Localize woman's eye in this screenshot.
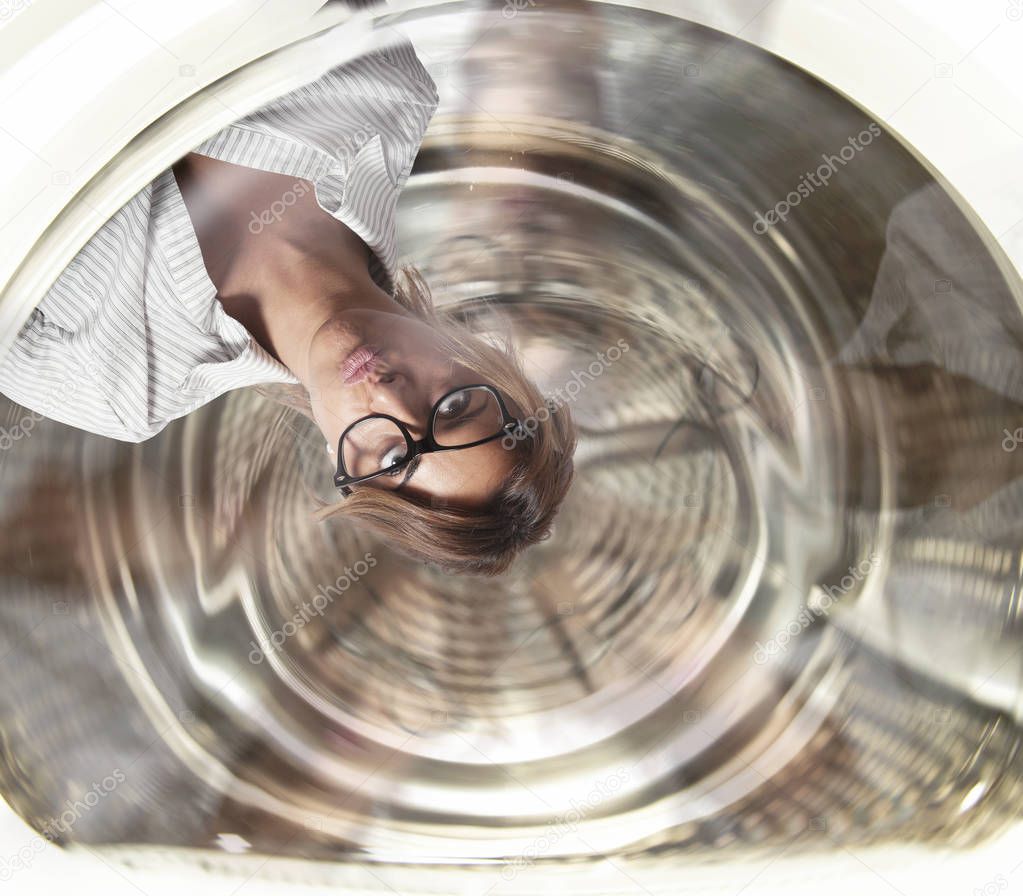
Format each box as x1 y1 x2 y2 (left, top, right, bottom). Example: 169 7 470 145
437 393 470 419
380 445 407 471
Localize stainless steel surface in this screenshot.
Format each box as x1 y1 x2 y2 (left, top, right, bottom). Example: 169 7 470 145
1 0 1022 888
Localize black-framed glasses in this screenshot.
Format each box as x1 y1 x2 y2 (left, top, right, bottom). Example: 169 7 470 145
333 384 522 496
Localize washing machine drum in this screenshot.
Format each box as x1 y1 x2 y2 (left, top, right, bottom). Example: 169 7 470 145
0 0 1021 885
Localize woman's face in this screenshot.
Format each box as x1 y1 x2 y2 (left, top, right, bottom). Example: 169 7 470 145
305 309 519 509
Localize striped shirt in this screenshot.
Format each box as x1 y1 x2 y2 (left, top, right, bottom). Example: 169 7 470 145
0 41 438 442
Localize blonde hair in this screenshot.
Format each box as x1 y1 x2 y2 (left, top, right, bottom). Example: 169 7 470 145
254 266 576 576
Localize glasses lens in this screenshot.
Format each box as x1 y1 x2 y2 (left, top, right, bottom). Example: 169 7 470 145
341 418 409 478
432 388 506 448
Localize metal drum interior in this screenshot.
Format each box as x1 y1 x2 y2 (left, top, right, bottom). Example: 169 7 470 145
1 0 1022 891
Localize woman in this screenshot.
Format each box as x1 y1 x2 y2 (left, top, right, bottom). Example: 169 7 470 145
0 39 576 576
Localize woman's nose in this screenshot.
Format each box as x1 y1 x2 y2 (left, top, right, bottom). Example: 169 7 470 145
366 378 430 434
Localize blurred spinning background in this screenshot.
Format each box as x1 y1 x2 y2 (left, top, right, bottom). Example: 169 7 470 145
1 0 1022 891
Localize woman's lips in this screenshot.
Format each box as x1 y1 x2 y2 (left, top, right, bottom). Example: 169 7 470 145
341 345 379 385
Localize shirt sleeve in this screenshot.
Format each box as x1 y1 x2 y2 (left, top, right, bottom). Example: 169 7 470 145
0 180 213 445
0 307 152 442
